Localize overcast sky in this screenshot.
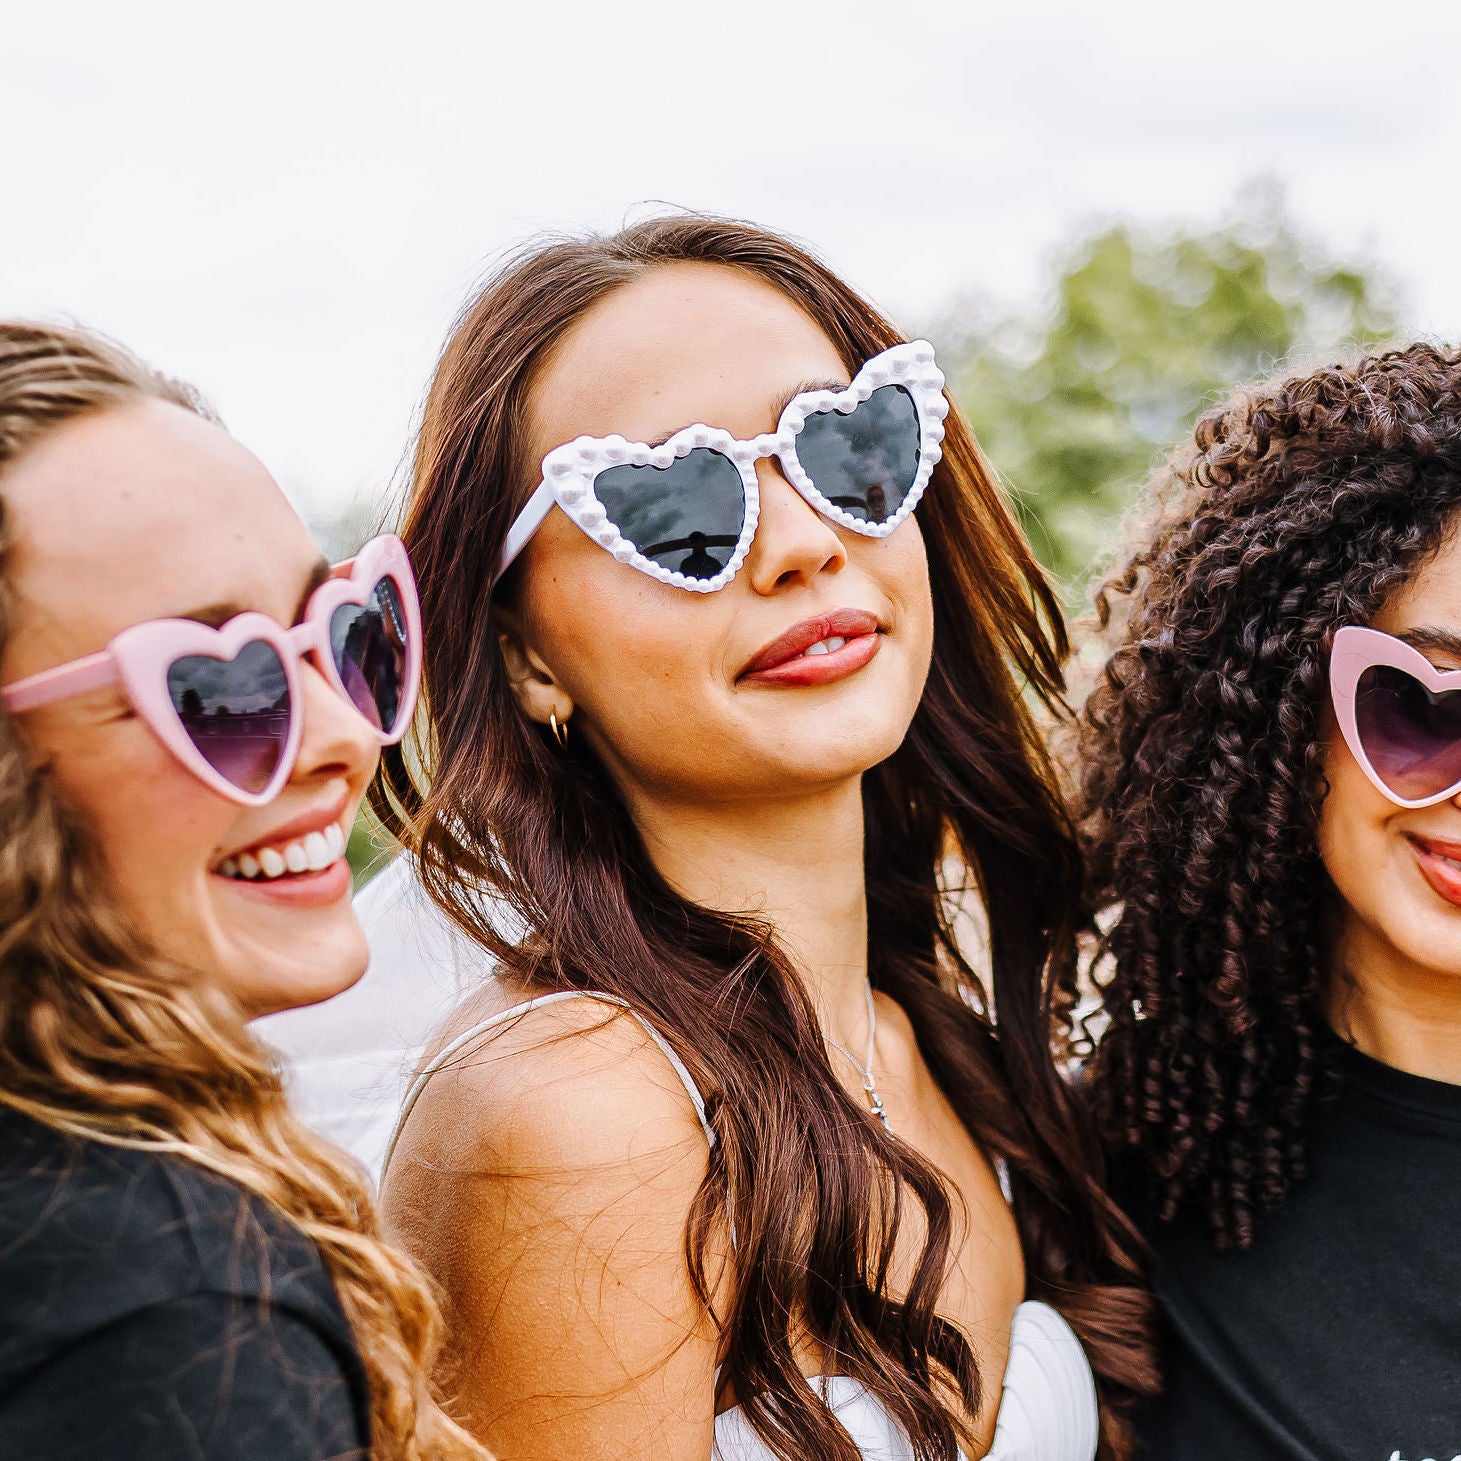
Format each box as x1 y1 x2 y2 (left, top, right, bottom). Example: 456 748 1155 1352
7 0 1459 526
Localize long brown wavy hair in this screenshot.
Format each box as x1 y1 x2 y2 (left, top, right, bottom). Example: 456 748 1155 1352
372 214 1156 1460
0 322 489 1461
1078 342 1461 1252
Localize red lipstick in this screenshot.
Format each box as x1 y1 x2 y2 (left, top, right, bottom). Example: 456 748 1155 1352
739 609 881 689
1407 833 1461 909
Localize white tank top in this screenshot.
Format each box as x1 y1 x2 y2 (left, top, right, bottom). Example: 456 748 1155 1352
385 991 1099 1461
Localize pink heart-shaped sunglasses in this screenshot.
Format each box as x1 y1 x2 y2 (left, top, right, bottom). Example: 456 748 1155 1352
0 533 421 806
1331 625 1461 808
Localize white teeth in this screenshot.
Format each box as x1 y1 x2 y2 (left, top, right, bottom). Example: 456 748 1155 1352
218 819 351 881
798 636 848 659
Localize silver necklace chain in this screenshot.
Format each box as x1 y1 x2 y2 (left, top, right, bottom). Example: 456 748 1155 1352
824 979 891 1133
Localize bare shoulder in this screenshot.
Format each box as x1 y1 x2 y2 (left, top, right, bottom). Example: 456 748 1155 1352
389 988 712 1182
381 989 725 1456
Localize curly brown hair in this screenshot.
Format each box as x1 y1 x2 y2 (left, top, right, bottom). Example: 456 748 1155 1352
1078 341 1461 1252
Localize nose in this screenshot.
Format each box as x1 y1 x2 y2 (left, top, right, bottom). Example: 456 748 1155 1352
743 461 846 595
290 655 380 789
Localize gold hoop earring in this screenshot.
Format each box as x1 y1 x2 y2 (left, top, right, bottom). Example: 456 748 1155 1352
549 709 570 748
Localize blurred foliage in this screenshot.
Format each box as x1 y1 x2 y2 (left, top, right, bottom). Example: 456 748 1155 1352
936 187 1399 595
346 810 396 887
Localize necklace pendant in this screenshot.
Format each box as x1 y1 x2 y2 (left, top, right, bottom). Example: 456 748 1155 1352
867 1087 891 1133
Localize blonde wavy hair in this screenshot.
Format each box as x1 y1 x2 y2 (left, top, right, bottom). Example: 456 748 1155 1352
0 321 489 1461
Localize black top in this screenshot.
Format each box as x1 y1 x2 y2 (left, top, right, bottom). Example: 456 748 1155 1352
0 1107 371 1460
1134 1041 1461 1461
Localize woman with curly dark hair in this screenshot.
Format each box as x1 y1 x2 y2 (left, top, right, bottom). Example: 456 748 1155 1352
1079 342 1461 1460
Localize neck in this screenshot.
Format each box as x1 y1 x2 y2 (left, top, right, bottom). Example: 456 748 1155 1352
626 776 871 1044
1327 916 1461 1084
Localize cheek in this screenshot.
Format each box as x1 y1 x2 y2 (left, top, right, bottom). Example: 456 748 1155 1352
1317 745 1382 890
534 569 728 750
844 520 935 713
882 522 934 665
49 720 234 948
1317 732 1461 967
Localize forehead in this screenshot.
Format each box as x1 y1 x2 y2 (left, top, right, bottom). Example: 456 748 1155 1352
527 262 849 459
1372 519 1461 634
1 399 319 667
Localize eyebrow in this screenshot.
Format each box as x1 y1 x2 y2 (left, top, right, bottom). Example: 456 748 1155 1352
1397 625 1461 662
643 376 850 450
175 558 332 629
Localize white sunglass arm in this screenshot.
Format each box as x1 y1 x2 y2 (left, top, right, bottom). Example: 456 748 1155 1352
498 482 557 579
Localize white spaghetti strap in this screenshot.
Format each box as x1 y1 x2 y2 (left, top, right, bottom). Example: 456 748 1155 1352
381 989 714 1177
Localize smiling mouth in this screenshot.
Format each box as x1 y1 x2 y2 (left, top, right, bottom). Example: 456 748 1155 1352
1406 833 1461 909
790 634 850 659
216 821 349 883
740 608 883 679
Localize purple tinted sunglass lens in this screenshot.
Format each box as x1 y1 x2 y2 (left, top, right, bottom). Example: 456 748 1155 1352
329 576 409 735
1355 664 1461 801
167 641 292 795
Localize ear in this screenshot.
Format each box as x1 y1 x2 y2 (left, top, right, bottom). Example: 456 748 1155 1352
493 604 574 728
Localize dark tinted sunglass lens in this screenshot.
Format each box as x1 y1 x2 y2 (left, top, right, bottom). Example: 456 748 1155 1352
1355 664 1461 800
168 641 291 795
330 577 410 734
795 384 921 526
593 448 745 580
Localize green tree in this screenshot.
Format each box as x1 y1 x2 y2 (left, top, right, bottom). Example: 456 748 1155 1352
937 189 1399 594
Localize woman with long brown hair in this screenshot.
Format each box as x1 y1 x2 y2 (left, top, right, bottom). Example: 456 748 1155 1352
0 322 488 1461
1079 344 1461 1459
373 215 1155 1460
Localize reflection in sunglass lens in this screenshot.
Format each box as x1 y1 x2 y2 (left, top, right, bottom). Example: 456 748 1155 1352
168 641 292 794
1355 664 1461 800
331 577 409 734
594 448 745 580
795 385 921 526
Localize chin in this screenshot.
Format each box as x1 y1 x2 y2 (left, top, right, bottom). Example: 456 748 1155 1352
1393 923 1461 983
237 967 365 1021
827 722 917 776
776 745 908 791
226 933 370 1020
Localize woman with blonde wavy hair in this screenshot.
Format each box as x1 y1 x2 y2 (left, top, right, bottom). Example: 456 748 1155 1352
0 322 488 1461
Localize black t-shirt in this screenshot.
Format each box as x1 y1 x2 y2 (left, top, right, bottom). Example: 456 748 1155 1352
1134 1041 1461 1461
0 1107 371 1460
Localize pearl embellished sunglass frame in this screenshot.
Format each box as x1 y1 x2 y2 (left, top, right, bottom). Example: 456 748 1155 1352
496 340 949 593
